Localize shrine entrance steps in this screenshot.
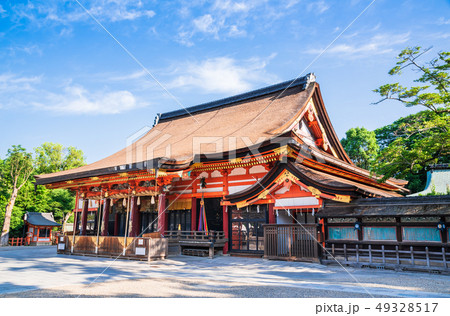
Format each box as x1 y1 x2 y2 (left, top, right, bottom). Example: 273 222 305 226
165 230 227 259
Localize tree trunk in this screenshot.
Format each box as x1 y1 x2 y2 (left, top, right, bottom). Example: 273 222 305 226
62 211 73 233
1 188 19 246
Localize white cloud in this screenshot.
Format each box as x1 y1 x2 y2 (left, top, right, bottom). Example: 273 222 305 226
36 85 139 114
284 0 301 9
177 0 261 45
307 1 330 14
167 55 278 94
193 14 218 35
12 0 156 26
7 44 43 56
212 1 252 14
0 5 7 16
0 73 42 93
89 1 156 22
307 33 410 57
0 73 144 114
437 17 450 25
109 70 147 81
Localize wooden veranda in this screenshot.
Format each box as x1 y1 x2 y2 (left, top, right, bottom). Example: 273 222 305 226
57 230 227 260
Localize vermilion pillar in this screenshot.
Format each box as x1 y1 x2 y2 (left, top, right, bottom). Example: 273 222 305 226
191 197 197 231
157 193 167 235
268 203 276 224
222 205 229 254
101 198 110 236
80 199 89 235
129 197 139 237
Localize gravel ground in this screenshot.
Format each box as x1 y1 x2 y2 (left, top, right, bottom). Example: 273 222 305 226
1 246 449 298
0 276 387 298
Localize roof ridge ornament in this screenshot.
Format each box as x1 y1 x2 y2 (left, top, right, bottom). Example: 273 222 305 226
153 113 161 127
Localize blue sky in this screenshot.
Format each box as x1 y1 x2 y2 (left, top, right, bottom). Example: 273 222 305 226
0 0 449 163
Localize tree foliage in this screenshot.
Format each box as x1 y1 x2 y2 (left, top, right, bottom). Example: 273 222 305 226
340 127 379 170
373 46 449 113
374 110 449 192
35 142 85 174
371 46 450 193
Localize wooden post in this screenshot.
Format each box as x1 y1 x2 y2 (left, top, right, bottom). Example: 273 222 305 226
396 217 402 242
101 198 110 236
369 244 372 264
288 226 292 258
396 245 400 265
440 216 447 243
442 247 447 269
344 243 347 262
356 244 359 263
410 246 415 265
382 245 386 264
157 193 167 235
95 194 103 254
357 217 363 241
191 175 198 232
72 199 79 253
268 203 276 224
221 170 229 254
425 247 430 267
114 212 119 236
129 196 139 237
320 218 326 248
222 205 229 254
72 191 79 234
124 194 131 249
80 199 89 236
191 197 197 232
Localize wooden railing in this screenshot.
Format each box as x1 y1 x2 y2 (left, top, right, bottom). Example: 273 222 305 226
323 242 450 272
164 230 226 242
8 237 27 246
264 224 320 262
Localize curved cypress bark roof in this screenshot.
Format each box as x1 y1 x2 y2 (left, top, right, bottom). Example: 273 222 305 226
36 74 339 185
34 72 407 200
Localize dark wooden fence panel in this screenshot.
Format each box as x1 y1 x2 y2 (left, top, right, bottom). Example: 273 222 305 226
323 242 450 273
264 224 319 262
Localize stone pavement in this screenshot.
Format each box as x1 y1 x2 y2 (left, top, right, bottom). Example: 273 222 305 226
0 246 449 297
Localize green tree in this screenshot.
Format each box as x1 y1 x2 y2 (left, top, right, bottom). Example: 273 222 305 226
0 145 34 246
34 142 85 174
33 142 86 227
373 46 450 193
341 127 379 170
0 143 86 241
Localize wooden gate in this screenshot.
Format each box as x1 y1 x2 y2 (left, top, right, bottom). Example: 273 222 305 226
264 224 319 262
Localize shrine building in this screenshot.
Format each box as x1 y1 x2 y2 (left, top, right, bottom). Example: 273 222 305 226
35 73 408 256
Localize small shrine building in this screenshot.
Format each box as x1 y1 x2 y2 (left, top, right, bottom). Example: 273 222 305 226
24 212 61 246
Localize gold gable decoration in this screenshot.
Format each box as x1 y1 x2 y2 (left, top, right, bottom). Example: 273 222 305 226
332 194 351 203
307 186 322 198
